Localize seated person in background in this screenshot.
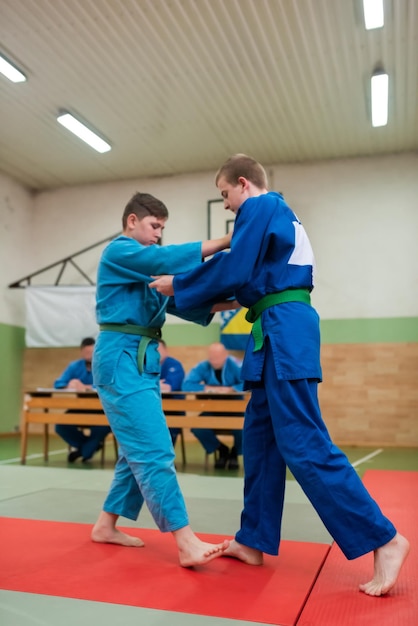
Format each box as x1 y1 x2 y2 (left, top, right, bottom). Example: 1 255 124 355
53 337 111 463
157 339 185 446
182 342 244 470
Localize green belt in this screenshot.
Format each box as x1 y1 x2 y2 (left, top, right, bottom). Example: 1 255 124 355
99 323 162 374
245 289 311 352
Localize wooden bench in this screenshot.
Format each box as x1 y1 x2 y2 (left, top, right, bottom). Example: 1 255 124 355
21 390 248 466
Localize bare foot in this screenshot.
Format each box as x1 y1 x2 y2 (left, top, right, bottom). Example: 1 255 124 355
91 523 144 547
173 525 230 567
223 539 264 565
173 529 228 567
359 533 410 596
179 537 230 567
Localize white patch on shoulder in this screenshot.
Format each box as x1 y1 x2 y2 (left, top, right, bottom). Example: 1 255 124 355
288 221 315 267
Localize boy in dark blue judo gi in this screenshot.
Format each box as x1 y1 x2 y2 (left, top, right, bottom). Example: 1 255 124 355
149 154 409 594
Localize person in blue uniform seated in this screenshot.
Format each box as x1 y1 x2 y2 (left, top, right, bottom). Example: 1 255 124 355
53 337 111 463
91 191 234 566
182 342 244 469
157 338 185 446
149 154 409 594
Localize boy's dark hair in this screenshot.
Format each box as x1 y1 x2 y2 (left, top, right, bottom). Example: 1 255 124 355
122 192 169 229
80 337 95 348
215 154 268 189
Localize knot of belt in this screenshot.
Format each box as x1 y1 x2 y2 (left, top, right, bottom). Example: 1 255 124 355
245 289 311 352
99 323 162 373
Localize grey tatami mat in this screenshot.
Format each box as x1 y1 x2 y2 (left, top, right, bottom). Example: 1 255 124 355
0 457 332 545
0 591 268 626
0 487 331 544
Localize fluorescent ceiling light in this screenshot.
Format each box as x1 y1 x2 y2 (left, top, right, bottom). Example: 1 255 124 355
363 0 384 30
0 53 27 82
57 111 111 153
371 71 389 127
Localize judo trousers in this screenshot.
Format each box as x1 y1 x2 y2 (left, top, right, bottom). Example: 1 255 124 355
97 351 189 532
236 347 396 559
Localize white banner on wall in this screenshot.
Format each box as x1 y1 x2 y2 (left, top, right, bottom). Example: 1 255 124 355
25 286 98 347
25 286 219 347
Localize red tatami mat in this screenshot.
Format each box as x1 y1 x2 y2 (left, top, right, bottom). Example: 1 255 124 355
0 517 329 625
297 470 417 626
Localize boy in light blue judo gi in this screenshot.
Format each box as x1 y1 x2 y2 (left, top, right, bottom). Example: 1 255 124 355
149 155 409 593
91 192 233 566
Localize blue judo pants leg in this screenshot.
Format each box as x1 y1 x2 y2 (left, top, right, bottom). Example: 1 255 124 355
236 349 396 559
96 352 189 533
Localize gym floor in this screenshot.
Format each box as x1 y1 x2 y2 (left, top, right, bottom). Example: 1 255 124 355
0 435 417 626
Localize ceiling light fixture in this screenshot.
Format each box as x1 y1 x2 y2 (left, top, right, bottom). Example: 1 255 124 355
57 110 111 153
0 53 27 83
371 69 389 127
362 0 384 30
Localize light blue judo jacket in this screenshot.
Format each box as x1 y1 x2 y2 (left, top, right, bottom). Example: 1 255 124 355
94 235 213 384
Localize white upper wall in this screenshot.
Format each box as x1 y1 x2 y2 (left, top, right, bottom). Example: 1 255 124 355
269 154 418 318
2 152 417 326
0 172 33 325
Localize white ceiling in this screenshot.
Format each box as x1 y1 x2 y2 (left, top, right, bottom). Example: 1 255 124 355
1 0 417 192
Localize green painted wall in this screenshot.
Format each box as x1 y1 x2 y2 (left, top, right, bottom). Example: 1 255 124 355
162 316 418 345
320 317 418 344
0 323 26 433
162 323 221 345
